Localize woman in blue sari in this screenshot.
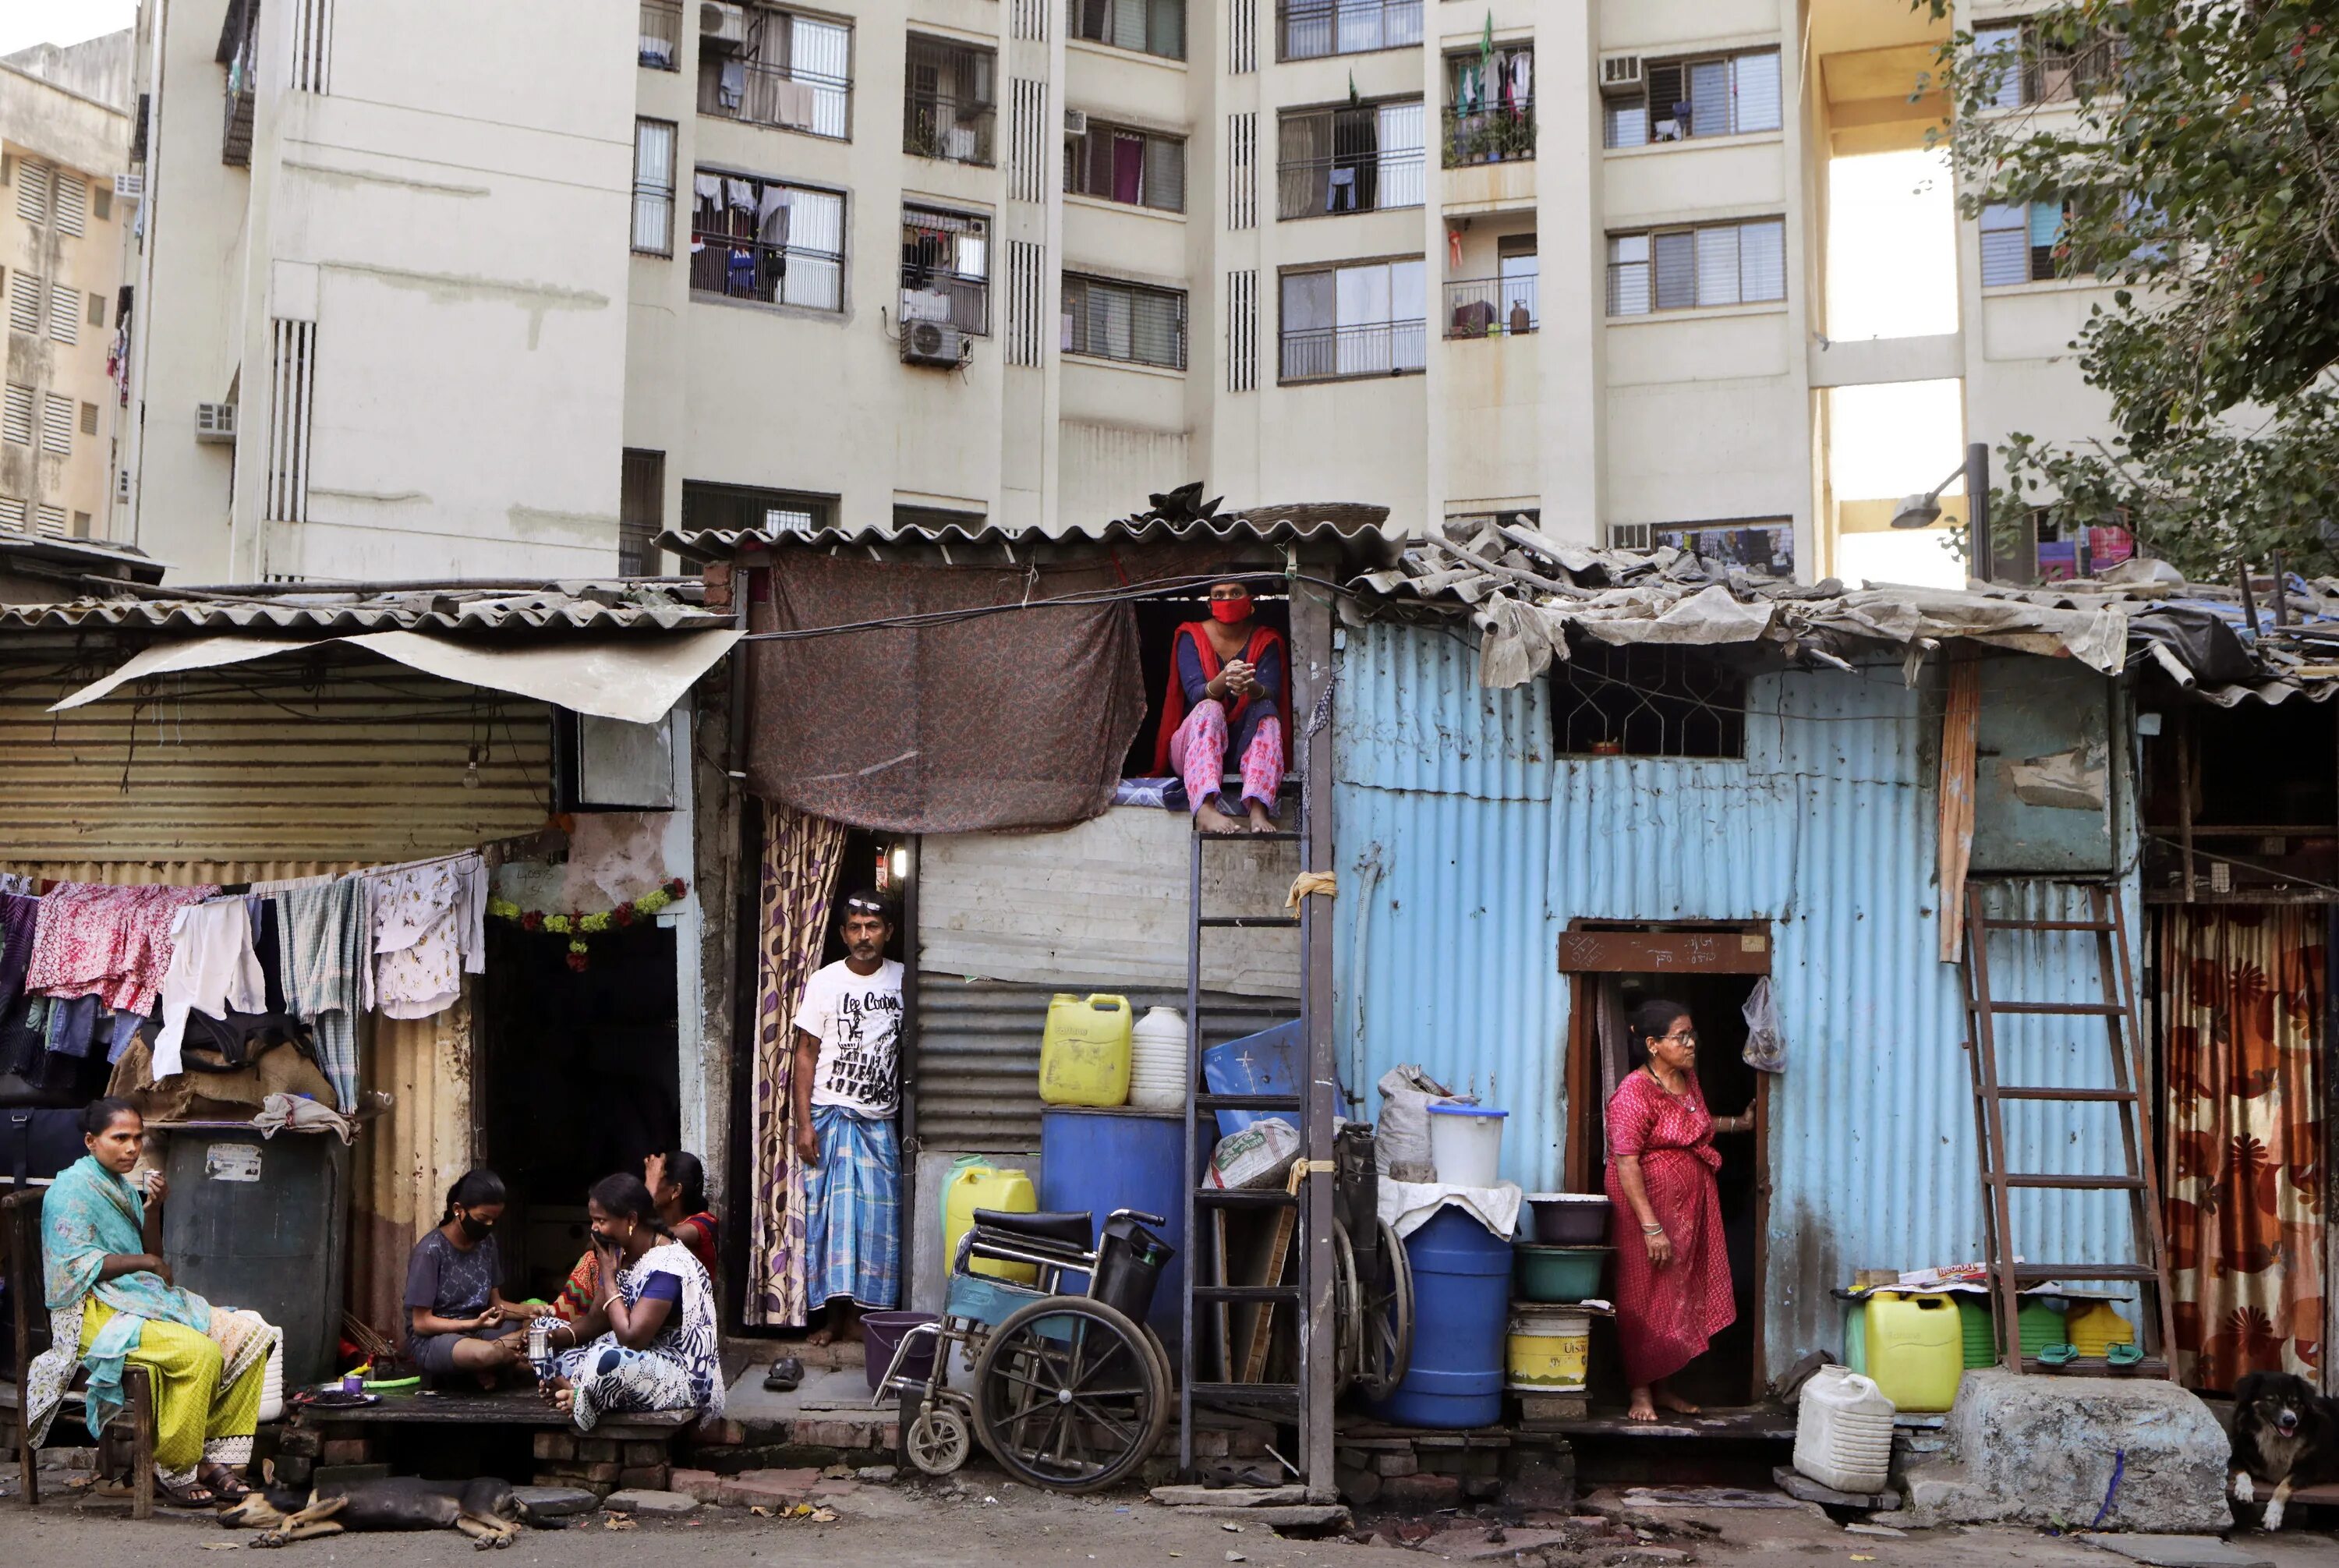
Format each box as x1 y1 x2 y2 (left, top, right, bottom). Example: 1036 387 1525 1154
27 1098 278 1506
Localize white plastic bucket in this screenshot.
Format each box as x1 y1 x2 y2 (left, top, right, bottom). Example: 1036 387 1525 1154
1426 1103 1506 1188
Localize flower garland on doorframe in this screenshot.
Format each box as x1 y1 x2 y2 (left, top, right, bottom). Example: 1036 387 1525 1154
487 879 688 972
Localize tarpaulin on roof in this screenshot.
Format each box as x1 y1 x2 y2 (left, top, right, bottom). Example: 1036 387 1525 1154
50 628 741 724
746 553 1148 834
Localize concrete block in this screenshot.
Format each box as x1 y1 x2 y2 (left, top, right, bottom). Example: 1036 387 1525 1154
689 1419 748 1448
2072 1534 2273 1568
671 1467 726 1504
1502 1451 1576 1511
719 1467 819 1508
793 1418 879 1449
318 1439 373 1465
616 1465 671 1489
571 1463 623 1485
623 1441 668 1465
603 1488 699 1515
578 1438 621 1463
1192 1431 1232 1459
533 1432 577 1461
1151 1485 1311 1508
511 1485 599 1518
1337 1467 1382 1506
1898 1370 2228 1533
276 1429 322 1458
1380 1472 1463 1510
1374 1451 1419 1478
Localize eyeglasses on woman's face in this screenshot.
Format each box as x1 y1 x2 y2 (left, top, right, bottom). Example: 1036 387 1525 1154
1658 1028 1698 1047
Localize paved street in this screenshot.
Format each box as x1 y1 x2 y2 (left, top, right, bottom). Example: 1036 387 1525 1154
2 1466 2334 1568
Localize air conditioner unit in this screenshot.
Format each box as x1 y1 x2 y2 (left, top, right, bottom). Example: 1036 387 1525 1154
1064 108 1089 136
114 173 143 200
700 2 745 46
901 320 968 368
194 402 237 443
1599 53 1644 93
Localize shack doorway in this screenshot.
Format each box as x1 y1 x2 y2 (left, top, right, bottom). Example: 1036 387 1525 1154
479 921 681 1304
1561 926 1772 1408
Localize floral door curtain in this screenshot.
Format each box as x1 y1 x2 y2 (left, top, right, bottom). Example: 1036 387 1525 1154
745 802 848 1326
2160 905 2326 1388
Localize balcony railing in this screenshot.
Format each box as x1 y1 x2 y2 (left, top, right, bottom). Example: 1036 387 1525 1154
1276 150 1424 219
1442 101 1534 167
690 231 845 312
701 56 851 139
639 0 682 69
1279 320 1425 381
1276 0 1421 61
901 271 989 335
904 93 996 165
1443 276 1536 338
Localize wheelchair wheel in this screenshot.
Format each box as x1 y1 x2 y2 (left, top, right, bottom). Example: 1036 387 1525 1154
971 1295 1170 1493
898 1390 972 1477
1355 1218 1414 1402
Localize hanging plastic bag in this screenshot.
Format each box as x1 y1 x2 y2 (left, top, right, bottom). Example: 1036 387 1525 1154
1743 977 1786 1073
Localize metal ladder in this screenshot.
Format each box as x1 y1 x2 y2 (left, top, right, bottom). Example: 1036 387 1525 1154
1177 780 1315 1472
1959 882 2176 1376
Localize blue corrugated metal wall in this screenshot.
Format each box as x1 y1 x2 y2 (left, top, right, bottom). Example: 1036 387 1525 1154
1331 621 2140 1368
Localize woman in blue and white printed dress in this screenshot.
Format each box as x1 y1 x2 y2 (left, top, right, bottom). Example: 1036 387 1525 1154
542 1173 724 1431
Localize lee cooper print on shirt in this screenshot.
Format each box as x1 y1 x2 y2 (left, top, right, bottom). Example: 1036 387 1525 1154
793 957 904 1117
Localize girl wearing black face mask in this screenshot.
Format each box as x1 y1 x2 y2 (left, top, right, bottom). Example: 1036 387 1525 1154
402 1167 551 1387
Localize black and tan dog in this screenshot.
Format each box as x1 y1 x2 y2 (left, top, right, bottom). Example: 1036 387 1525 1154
2229 1370 2338 1531
222 1476 533 1548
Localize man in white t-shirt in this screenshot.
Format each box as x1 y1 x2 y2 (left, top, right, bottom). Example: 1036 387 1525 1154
792 890 904 1344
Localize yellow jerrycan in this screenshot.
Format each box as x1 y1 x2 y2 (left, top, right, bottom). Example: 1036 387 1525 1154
1038 993 1133 1107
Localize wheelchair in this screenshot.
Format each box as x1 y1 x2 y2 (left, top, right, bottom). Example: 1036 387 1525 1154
876 1205 1175 1493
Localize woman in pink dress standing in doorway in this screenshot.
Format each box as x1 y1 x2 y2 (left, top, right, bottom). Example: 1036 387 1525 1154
1603 999 1752 1422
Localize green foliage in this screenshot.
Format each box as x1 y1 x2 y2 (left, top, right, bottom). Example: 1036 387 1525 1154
1918 0 2339 575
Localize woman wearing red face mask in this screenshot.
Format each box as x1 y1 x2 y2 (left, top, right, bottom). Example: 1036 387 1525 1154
1152 579 1290 834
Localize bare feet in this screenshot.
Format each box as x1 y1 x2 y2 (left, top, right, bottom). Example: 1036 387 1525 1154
1244 801 1277 834
1652 1385 1701 1415
806 1324 835 1347
1626 1386 1658 1422
1195 800 1240 834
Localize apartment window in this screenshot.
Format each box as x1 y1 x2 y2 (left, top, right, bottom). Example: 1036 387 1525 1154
80 401 98 435
15 161 49 225
1554 642 1746 759
1444 45 1534 167
41 392 72 454
904 36 996 165
1980 192 2147 286
1064 121 1186 212
1062 274 1187 370
9 271 41 334
1445 235 1536 338
1069 0 1185 61
620 448 664 575
48 281 79 344
87 291 106 326
633 119 678 254
1278 0 1419 62
640 0 682 69
1279 257 1424 381
1 384 30 444
52 175 87 237
1603 48 1782 148
1277 100 1424 219
901 206 990 335
681 479 835 537
1975 18 2121 109
1606 218 1786 314
1610 518 1794 579
700 5 852 140
690 169 846 310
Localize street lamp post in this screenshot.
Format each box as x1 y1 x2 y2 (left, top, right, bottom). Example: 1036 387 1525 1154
1889 441 1993 582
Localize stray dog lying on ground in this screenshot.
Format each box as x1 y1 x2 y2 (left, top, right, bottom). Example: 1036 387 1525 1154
2229 1369 2338 1531
222 1476 533 1548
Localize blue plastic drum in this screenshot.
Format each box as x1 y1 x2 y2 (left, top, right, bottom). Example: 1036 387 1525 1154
1367 1206 1512 1428
1039 1107 1188 1350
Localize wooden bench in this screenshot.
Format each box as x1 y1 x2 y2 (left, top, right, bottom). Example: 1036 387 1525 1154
292 1386 695 1495
5 1189 157 1519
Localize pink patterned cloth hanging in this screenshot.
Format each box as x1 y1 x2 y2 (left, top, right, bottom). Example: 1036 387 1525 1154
25 883 216 1015
745 802 849 1327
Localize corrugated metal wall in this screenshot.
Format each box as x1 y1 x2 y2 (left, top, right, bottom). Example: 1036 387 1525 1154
0 653 553 869
1331 621 2141 1366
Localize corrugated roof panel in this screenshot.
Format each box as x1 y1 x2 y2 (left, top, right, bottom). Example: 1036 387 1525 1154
0 586 723 634
657 502 1400 562
1332 625 2143 1367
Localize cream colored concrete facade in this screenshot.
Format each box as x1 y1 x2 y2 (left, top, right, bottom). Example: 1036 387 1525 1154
1 50 131 547
116 0 2112 585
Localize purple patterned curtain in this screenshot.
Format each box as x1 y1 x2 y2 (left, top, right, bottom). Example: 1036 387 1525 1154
745 800 849 1326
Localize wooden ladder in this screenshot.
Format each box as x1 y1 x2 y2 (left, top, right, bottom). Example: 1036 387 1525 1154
1959 883 2176 1376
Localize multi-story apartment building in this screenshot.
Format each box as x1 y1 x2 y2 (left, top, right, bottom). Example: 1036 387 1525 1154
1 37 133 550
117 0 2122 586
